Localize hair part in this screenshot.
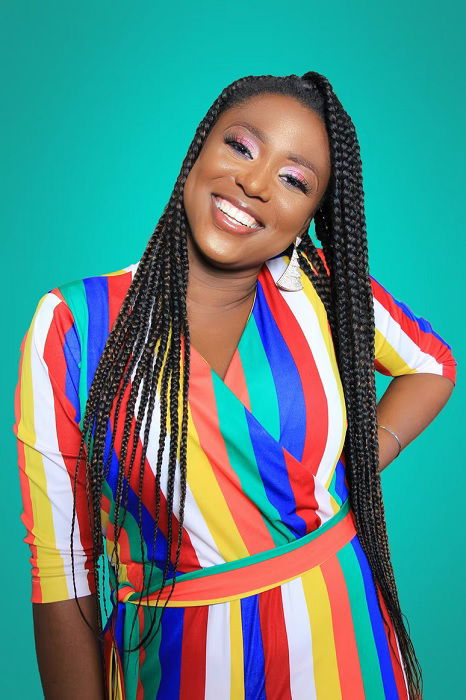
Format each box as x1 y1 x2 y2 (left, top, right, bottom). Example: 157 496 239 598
71 71 423 698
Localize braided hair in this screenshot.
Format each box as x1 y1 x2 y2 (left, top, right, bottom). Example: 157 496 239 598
70 72 423 698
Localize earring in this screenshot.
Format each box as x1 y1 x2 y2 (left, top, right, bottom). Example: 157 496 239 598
276 236 303 291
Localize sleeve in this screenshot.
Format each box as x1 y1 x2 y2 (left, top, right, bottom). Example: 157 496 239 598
370 273 457 385
13 291 96 603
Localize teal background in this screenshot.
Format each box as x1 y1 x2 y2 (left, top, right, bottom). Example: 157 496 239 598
2 1 464 696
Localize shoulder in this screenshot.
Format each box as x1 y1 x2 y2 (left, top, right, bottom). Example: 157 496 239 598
26 262 138 354
47 262 138 331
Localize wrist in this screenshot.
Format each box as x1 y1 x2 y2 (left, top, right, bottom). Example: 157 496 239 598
377 424 402 471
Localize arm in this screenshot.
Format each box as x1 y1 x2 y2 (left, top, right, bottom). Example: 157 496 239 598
376 373 455 472
370 273 457 472
14 292 106 697
33 595 105 699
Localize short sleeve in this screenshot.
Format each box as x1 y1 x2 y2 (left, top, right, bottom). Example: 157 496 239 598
370 274 457 385
13 291 96 603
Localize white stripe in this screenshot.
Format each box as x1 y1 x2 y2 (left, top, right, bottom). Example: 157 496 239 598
205 602 231 700
374 297 444 374
266 257 345 488
31 293 91 598
136 382 226 568
281 577 317 699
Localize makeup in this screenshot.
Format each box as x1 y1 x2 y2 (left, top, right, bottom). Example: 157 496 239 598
210 194 264 235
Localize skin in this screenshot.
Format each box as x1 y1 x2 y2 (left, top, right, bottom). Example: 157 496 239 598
32 93 454 696
33 594 105 699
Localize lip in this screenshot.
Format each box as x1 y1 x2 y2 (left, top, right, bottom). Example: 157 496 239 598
210 194 265 236
211 192 265 228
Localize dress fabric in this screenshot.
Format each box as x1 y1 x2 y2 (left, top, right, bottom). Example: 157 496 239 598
15 250 457 699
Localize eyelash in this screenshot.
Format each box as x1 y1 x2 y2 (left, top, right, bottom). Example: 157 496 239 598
224 135 311 194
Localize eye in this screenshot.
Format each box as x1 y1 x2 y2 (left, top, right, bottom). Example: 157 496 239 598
224 135 252 159
281 174 311 194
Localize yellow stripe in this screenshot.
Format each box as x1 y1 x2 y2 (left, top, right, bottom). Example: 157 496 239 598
374 328 415 375
301 566 342 699
229 598 245 699
186 407 250 560
19 295 68 601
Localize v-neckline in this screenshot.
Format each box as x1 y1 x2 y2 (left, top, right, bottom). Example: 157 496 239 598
189 281 259 384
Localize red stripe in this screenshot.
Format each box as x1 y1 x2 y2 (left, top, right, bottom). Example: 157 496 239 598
259 587 292 700
282 449 321 533
179 606 208 698
107 271 133 331
125 510 356 605
260 264 329 474
316 247 330 276
108 376 201 575
224 350 251 410
320 554 365 697
14 331 42 601
188 345 275 553
371 276 456 376
43 301 95 594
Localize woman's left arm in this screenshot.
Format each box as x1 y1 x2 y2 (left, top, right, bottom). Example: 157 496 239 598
369 272 458 472
376 373 455 472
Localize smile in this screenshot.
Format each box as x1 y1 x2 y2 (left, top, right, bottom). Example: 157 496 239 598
212 195 263 229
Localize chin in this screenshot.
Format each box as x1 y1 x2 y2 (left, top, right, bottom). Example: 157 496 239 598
189 230 251 269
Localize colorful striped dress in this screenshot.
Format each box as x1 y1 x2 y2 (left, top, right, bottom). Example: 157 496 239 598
14 251 457 699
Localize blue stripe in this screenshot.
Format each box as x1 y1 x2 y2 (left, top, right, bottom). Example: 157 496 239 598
156 607 184 698
370 274 452 349
114 602 126 656
351 537 399 698
252 281 306 461
335 459 349 503
246 410 308 538
103 423 179 578
83 276 110 391
241 594 266 700
63 323 81 424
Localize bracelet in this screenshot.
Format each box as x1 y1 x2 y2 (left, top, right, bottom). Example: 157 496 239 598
378 424 402 458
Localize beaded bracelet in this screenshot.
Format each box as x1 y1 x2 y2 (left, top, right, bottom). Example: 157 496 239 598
378 424 402 458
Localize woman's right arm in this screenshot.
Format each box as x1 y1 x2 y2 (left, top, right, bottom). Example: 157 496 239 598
14 292 106 697
33 596 105 699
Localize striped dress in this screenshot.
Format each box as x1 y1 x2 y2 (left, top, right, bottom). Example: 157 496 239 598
14 250 457 699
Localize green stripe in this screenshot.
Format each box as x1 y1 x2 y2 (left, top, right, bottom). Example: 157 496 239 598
213 373 288 547
327 467 341 506
238 318 280 440
337 541 386 698
102 480 151 568
59 279 89 428
122 604 142 699
128 500 350 597
139 607 163 695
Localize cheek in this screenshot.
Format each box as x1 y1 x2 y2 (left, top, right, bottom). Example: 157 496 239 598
273 196 310 236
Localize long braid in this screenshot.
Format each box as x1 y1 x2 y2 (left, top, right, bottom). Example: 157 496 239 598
302 71 423 697
70 72 422 698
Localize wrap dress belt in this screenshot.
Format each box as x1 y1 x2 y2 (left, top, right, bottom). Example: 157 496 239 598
113 499 356 608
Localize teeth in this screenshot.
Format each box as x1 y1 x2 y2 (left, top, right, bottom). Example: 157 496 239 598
214 196 261 228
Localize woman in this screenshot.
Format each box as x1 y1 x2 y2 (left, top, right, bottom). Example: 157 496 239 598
15 72 457 699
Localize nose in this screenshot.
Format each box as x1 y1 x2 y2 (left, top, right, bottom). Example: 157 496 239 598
235 161 271 200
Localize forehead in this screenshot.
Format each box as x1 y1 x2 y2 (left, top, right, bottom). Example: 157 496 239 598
213 93 330 166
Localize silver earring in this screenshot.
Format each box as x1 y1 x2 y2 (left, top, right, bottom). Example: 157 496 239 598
276 236 303 291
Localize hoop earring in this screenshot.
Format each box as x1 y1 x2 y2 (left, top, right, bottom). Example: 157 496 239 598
276 236 303 291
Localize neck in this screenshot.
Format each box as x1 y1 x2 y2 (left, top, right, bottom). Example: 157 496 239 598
186 236 260 317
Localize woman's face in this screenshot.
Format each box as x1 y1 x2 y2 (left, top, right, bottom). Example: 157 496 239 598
183 92 332 271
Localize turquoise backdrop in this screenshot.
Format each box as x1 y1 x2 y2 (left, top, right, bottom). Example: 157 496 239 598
2 1 464 697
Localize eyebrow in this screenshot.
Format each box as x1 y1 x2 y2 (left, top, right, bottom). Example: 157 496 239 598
228 120 320 179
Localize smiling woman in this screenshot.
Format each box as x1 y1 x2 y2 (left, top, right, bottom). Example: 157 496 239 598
14 72 457 699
